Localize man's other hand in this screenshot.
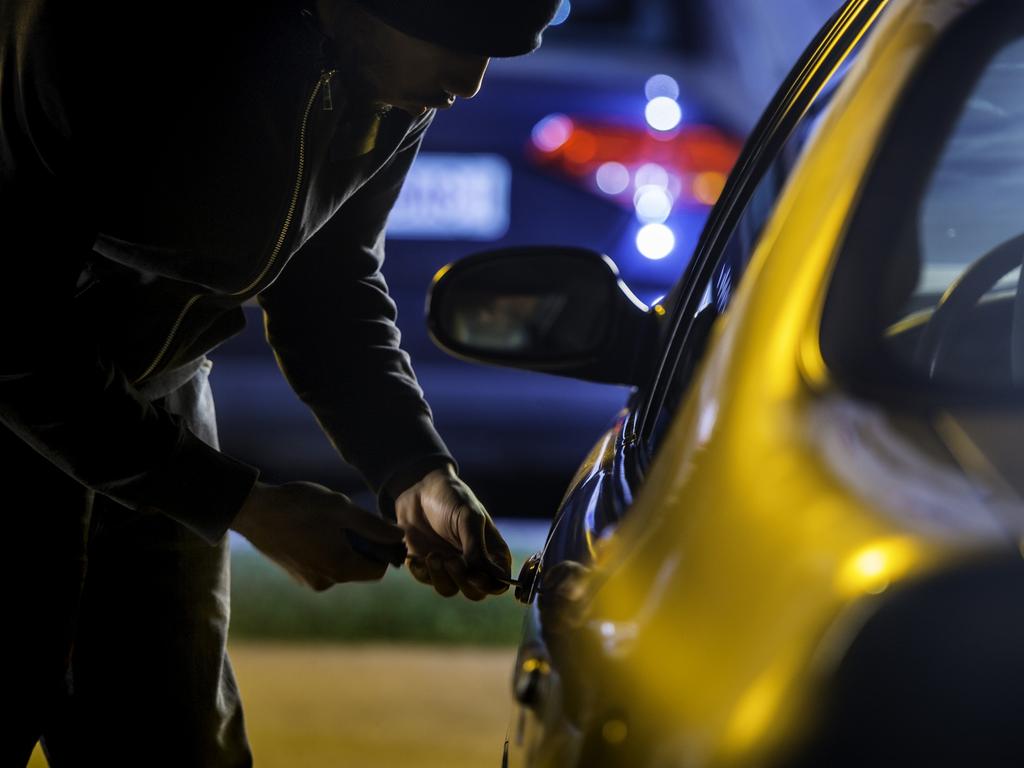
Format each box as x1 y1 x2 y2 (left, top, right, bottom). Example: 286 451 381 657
231 480 405 591
396 465 512 600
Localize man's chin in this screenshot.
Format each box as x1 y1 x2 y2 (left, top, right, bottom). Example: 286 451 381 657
387 95 455 116
388 102 428 117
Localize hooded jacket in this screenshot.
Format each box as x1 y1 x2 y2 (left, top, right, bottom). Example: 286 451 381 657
0 0 453 544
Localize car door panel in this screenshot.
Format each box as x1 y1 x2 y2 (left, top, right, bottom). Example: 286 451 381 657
503 2 889 766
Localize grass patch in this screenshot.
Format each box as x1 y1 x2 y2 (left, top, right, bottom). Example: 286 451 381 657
229 548 529 645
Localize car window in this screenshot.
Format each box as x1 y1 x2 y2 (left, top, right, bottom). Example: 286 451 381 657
821 1 1024 400
643 4 880 450
914 38 1024 316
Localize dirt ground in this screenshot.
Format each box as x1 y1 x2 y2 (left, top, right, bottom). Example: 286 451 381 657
28 643 517 768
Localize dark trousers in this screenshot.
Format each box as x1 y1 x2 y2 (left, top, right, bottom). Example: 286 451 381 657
3 359 252 767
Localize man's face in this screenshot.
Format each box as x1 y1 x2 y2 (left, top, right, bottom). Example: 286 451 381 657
338 5 492 117
372 30 491 117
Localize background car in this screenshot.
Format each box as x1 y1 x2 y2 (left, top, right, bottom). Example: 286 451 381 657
212 0 843 517
425 0 1024 764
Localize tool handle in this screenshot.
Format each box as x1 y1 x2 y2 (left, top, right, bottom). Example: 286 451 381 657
345 529 407 567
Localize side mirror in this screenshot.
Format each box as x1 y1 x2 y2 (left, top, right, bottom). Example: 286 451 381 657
426 246 659 386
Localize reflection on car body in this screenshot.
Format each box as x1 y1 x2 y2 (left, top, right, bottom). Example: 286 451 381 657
428 0 1024 765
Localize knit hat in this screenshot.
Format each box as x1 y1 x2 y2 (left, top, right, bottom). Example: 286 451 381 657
351 0 563 58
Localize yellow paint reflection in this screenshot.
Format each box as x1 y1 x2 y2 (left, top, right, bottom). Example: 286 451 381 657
724 667 787 754
520 658 550 675
601 719 628 744
431 263 453 285
836 538 917 597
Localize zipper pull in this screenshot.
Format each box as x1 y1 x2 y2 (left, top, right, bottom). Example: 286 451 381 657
321 73 334 112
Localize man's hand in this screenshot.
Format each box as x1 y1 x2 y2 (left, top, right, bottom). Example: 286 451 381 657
395 464 512 600
231 480 405 591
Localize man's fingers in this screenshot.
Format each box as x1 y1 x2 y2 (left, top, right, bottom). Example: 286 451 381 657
294 552 386 590
485 523 513 569
244 481 402 588
443 556 487 602
451 508 510 595
398 473 514 599
306 576 334 592
404 523 455 556
469 574 510 596
284 567 330 592
426 553 459 597
407 556 432 585
457 509 511 582
455 506 487 562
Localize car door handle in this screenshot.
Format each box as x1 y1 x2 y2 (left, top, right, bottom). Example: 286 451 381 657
500 552 542 605
513 652 552 709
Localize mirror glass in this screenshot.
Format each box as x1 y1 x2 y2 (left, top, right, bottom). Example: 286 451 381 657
433 250 616 362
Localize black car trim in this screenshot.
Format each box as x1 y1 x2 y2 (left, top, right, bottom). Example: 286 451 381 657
635 0 890 444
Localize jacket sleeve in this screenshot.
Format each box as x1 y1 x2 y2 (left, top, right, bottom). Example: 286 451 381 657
0 24 260 546
257 111 455 518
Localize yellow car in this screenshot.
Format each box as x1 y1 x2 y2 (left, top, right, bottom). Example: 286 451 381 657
428 0 1024 764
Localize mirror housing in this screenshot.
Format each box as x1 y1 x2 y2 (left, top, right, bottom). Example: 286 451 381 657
426 246 660 386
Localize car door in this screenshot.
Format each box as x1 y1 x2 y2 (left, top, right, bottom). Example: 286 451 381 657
502 1 890 766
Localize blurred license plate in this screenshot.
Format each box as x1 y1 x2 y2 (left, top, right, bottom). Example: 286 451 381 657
387 153 511 241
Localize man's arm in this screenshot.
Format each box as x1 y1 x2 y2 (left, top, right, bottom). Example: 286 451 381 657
257 112 452 508
257 111 511 598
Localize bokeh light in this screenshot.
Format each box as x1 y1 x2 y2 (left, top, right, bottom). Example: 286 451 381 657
595 162 630 195
644 74 680 101
634 162 670 190
634 186 673 223
636 223 676 260
645 97 683 132
693 171 728 206
531 114 574 153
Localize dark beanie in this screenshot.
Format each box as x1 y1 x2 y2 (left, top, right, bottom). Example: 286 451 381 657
350 0 563 58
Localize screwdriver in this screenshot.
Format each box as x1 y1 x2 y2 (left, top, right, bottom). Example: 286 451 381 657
359 544 540 597
402 556 529 592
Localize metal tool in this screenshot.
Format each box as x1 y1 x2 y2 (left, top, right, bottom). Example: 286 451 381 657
401 552 543 604
511 554 543 603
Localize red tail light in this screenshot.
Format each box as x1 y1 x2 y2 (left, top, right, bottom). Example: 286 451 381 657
528 114 742 209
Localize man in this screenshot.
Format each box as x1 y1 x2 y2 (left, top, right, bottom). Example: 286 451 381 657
0 0 560 764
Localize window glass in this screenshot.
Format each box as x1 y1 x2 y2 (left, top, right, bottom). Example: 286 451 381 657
822 11 1024 399
915 40 1024 310
646 47 857 448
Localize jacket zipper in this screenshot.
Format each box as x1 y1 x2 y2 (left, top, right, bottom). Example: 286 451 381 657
132 68 338 385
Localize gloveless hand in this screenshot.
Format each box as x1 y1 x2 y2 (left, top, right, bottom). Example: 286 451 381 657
231 480 405 591
396 464 512 600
